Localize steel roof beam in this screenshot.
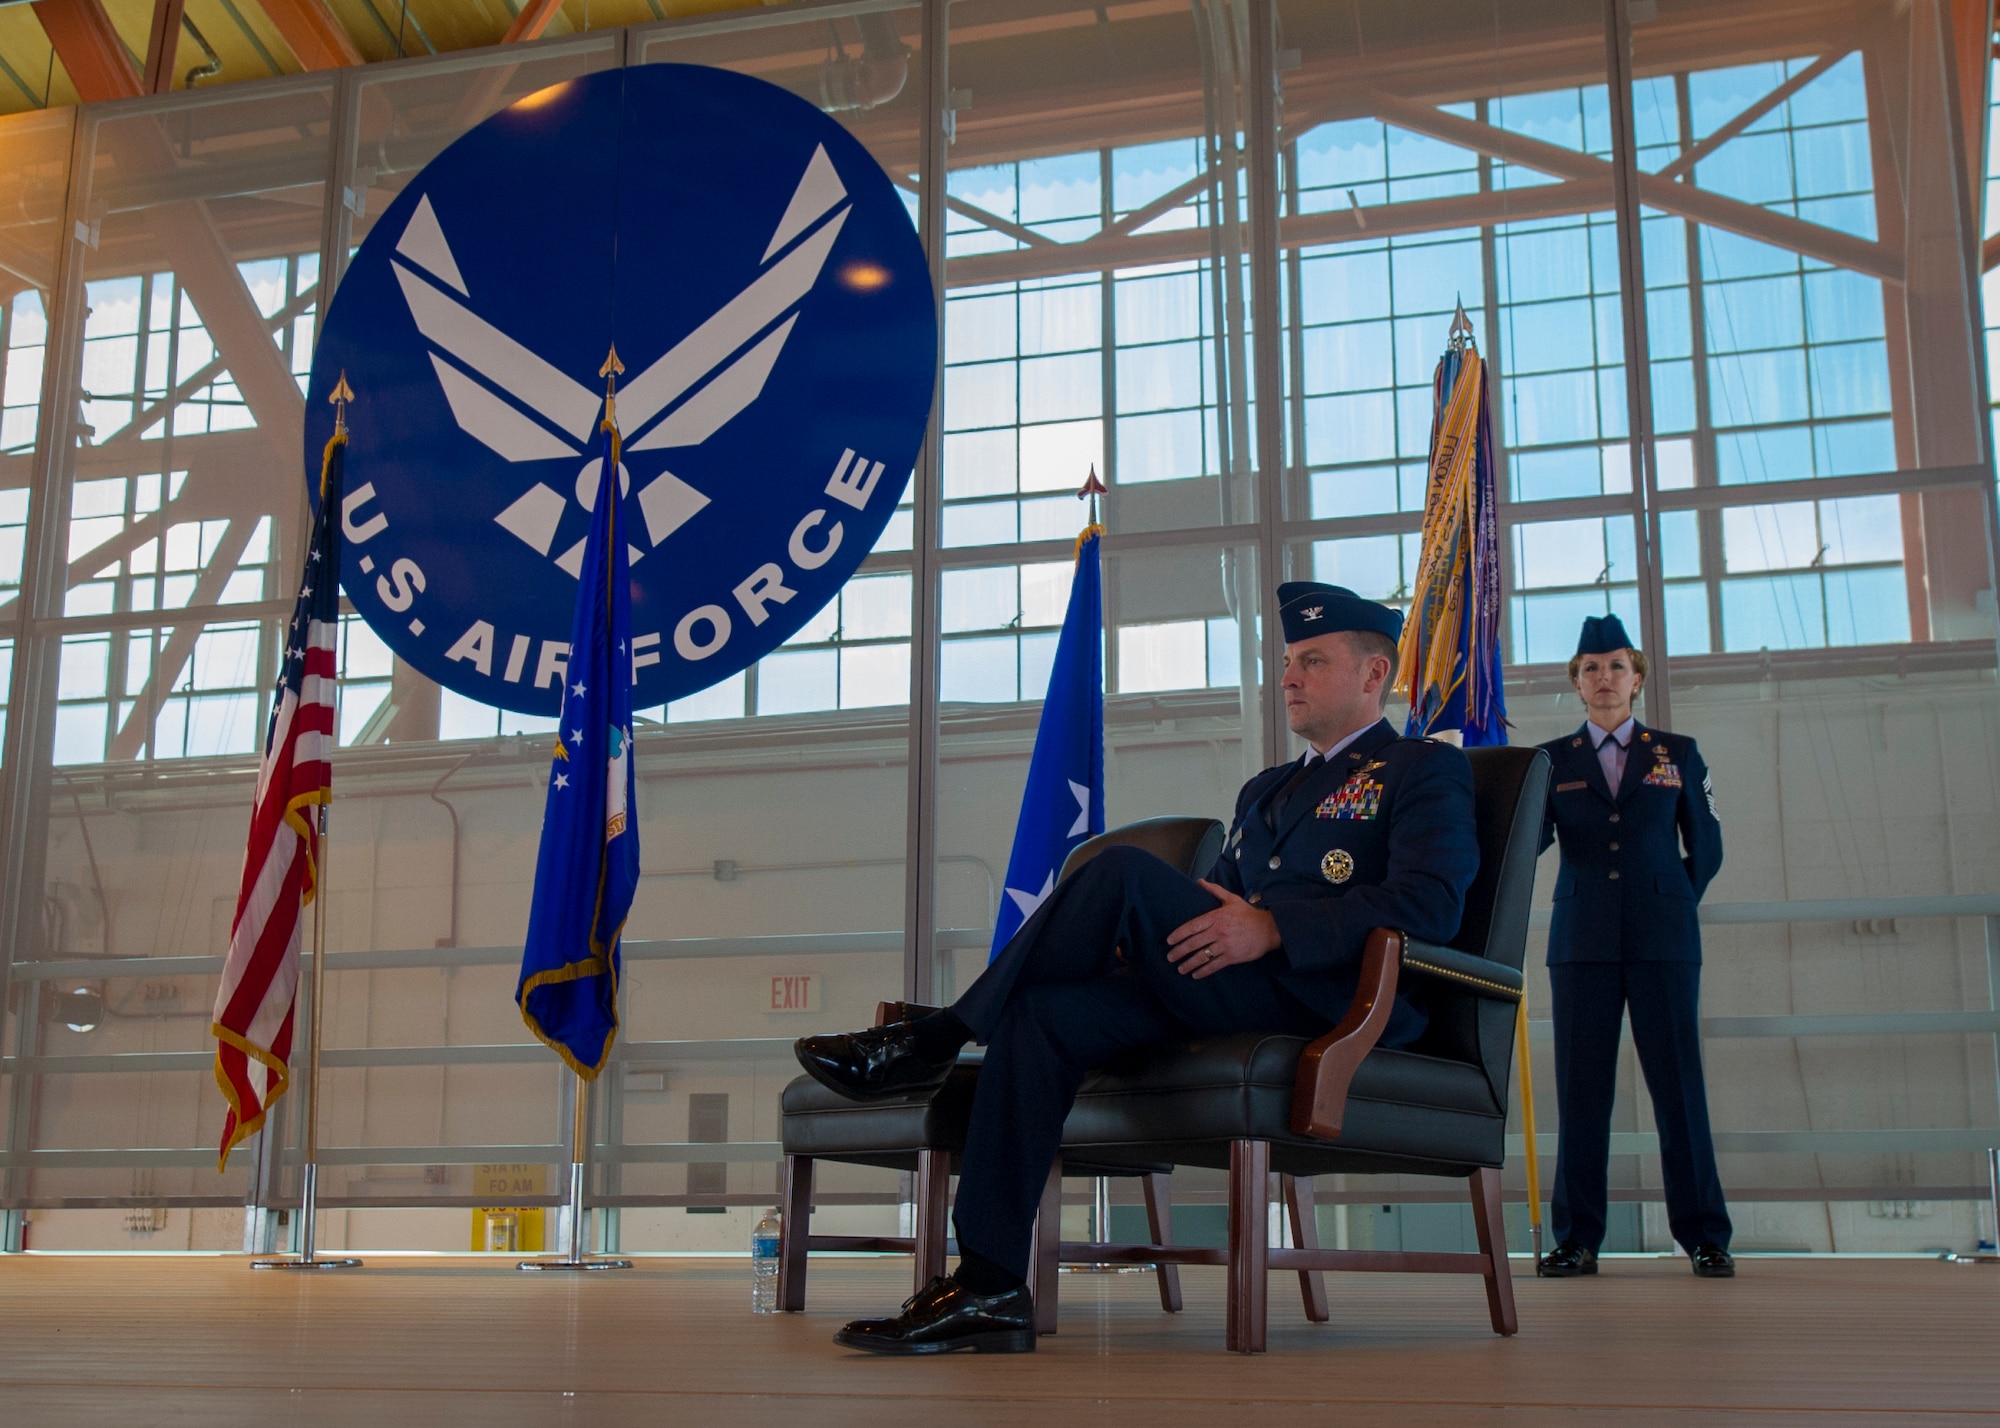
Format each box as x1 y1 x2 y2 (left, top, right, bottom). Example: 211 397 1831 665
945 178 1614 290
256 0 363 70
1367 89 1904 283
31 0 141 102
140 0 186 94
502 0 568 45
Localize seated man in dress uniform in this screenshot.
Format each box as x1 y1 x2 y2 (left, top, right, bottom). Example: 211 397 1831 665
794 582 1480 1355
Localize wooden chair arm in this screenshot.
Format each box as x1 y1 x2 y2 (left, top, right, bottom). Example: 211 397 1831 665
1289 928 1404 1141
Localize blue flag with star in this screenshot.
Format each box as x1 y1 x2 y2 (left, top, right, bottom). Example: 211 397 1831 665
991 527 1104 959
517 397 639 1078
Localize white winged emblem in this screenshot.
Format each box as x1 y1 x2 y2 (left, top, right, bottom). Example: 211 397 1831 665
389 145 851 577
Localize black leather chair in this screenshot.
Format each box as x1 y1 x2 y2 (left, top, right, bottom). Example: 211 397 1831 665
1043 745 1551 1352
776 815 1226 1319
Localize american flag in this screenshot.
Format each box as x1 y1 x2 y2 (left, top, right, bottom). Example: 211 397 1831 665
212 426 344 1171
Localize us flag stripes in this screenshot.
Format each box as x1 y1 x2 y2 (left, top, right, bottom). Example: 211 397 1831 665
211 423 345 1171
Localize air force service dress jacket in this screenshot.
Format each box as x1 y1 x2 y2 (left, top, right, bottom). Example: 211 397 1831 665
1209 717 1480 1045
1536 722 1723 964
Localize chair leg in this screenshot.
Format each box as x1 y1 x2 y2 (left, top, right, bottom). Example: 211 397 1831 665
913 1148 951 1292
1225 1139 1270 1354
1281 1173 1329 1324
778 1154 813 1312
1030 1160 1062 1335
1142 1172 1183 1313
1468 1167 1518 1336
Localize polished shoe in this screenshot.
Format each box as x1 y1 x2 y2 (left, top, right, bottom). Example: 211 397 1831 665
794 1022 955 1101
1536 1241 1598 1277
1690 1243 1735 1278
834 1276 1036 1356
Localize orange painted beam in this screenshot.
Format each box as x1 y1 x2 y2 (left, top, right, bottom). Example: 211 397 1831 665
503 0 568 45
33 0 141 102
257 0 363 70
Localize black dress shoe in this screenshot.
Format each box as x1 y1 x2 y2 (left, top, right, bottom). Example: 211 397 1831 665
834 1276 1036 1356
1690 1243 1735 1278
1536 1241 1598 1277
794 1022 955 1101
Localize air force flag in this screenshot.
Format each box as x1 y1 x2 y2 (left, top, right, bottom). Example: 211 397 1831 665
518 375 640 1077
991 528 1105 959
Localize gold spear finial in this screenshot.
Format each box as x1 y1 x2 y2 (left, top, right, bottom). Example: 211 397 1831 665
600 346 624 426
329 370 355 435
1448 298 1475 351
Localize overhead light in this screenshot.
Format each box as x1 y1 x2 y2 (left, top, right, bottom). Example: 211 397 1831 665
58 988 102 1035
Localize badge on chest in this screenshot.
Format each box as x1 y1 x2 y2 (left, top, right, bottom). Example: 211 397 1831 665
1642 746 1682 789
1317 762 1385 820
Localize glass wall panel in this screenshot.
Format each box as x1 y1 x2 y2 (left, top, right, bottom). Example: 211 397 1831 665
8 25 927 1252
7 80 337 1224
941 0 1262 547
1984 49 2000 491
1634 6 1991 654
605 12 929 1251
0 108 69 496
1617 0 2000 1254
51 81 333 765
1275 0 1630 688
2 1 1997 1258
935 2 1272 1129
0 105 69 787
932 537 1262 1009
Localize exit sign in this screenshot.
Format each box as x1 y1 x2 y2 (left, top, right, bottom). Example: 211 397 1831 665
765 973 820 1014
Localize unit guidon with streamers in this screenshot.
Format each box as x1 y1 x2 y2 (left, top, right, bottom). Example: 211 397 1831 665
211 432 345 1170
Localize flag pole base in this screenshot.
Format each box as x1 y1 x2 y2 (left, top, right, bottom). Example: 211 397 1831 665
517 1257 633 1271
251 1256 363 1270
1063 1181 1145 1270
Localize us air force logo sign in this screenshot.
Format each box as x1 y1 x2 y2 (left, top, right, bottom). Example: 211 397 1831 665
307 64 936 715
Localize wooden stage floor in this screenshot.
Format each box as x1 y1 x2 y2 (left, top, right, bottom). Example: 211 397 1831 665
0 1253 1995 1425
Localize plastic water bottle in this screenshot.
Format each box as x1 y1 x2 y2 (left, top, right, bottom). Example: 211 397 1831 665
751 1207 782 1313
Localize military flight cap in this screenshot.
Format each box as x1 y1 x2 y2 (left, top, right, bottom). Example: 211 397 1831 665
1575 613 1637 657
1276 581 1404 644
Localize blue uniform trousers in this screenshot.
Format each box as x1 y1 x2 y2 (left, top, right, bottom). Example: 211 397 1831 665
1549 961 1733 1253
948 845 1325 1282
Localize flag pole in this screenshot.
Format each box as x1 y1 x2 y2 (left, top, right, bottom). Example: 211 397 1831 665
1515 995 1543 1261
254 375 361 1271
1067 466 1132 1275
517 349 633 1273
519 1070 630 1270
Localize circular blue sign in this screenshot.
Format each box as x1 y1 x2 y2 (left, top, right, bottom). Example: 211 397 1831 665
308 64 936 715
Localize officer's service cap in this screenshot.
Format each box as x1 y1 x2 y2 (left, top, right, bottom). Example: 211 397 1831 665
1575 613 1637 656
1276 582 1404 645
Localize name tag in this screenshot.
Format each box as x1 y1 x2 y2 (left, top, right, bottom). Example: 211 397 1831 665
1555 780 1587 792
1317 777 1383 820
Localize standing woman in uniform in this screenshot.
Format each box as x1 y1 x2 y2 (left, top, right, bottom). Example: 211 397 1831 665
1534 614 1733 1279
